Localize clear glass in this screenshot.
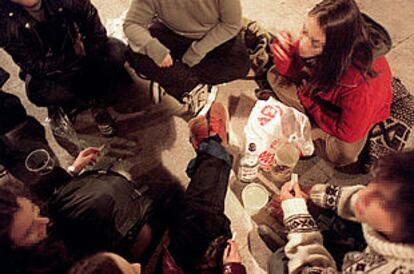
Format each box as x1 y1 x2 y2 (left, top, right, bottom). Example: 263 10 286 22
25 149 55 175
270 143 299 183
45 108 82 153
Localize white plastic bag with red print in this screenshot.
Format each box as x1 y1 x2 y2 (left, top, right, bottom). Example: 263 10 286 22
244 97 314 170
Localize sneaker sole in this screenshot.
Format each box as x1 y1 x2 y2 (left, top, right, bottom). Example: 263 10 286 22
150 81 162 104
197 85 218 117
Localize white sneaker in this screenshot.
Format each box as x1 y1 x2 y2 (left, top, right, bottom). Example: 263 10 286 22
182 84 218 116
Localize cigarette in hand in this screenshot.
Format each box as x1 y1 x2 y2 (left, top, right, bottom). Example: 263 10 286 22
289 173 298 191
231 232 237 241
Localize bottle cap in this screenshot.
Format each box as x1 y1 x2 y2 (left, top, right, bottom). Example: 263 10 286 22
248 143 256 152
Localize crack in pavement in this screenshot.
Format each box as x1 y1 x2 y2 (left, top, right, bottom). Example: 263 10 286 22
392 33 414 48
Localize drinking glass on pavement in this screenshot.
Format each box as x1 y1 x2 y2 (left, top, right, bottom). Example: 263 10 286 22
271 143 300 183
25 149 55 175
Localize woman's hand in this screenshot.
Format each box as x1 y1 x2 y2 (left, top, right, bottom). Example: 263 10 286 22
280 180 308 201
70 147 101 175
270 31 293 61
223 240 242 264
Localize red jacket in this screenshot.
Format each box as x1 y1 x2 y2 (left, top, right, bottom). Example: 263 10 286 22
273 41 392 142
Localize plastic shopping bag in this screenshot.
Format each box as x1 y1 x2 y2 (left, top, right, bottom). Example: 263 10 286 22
244 97 314 170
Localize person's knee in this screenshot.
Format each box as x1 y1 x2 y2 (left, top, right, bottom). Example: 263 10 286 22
105 37 127 67
231 47 251 79
124 47 148 72
26 76 76 107
26 81 49 107
328 145 361 166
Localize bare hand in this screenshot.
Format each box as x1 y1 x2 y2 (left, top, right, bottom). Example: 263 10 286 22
73 33 86 57
270 31 293 61
71 147 101 174
280 180 308 201
311 128 326 140
223 240 242 264
159 54 173 68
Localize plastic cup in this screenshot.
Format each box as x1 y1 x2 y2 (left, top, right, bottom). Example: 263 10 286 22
25 149 55 175
271 143 300 183
242 183 269 216
275 143 299 168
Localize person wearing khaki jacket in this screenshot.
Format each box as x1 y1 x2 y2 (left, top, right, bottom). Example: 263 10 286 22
269 150 414 274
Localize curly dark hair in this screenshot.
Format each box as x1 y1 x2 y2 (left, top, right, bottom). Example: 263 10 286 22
0 182 74 274
372 149 414 243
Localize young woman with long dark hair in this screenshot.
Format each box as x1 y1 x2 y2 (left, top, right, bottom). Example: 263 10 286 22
268 0 392 166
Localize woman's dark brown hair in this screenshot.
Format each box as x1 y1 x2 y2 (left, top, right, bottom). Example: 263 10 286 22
68 253 123 274
308 0 377 93
373 149 414 243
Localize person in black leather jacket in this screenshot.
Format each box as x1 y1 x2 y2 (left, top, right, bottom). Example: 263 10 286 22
0 0 129 137
0 146 179 273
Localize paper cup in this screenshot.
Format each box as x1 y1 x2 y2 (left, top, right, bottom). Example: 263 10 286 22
270 143 300 183
242 183 269 216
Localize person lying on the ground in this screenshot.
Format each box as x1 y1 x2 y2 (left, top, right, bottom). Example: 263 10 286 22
123 0 250 114
267 149 414 274
0 0 130 137
0 102 246 273
0 146 180 273
68 240 244 274
69 102 246 273
158 102 245 273
268 0 392 167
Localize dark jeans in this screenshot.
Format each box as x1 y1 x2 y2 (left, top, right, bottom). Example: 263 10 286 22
25 37 127 110
168 138 233 272
127 23 250 101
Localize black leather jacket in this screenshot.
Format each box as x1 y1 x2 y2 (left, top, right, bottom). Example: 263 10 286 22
0 0 108 77
48 170 154 254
